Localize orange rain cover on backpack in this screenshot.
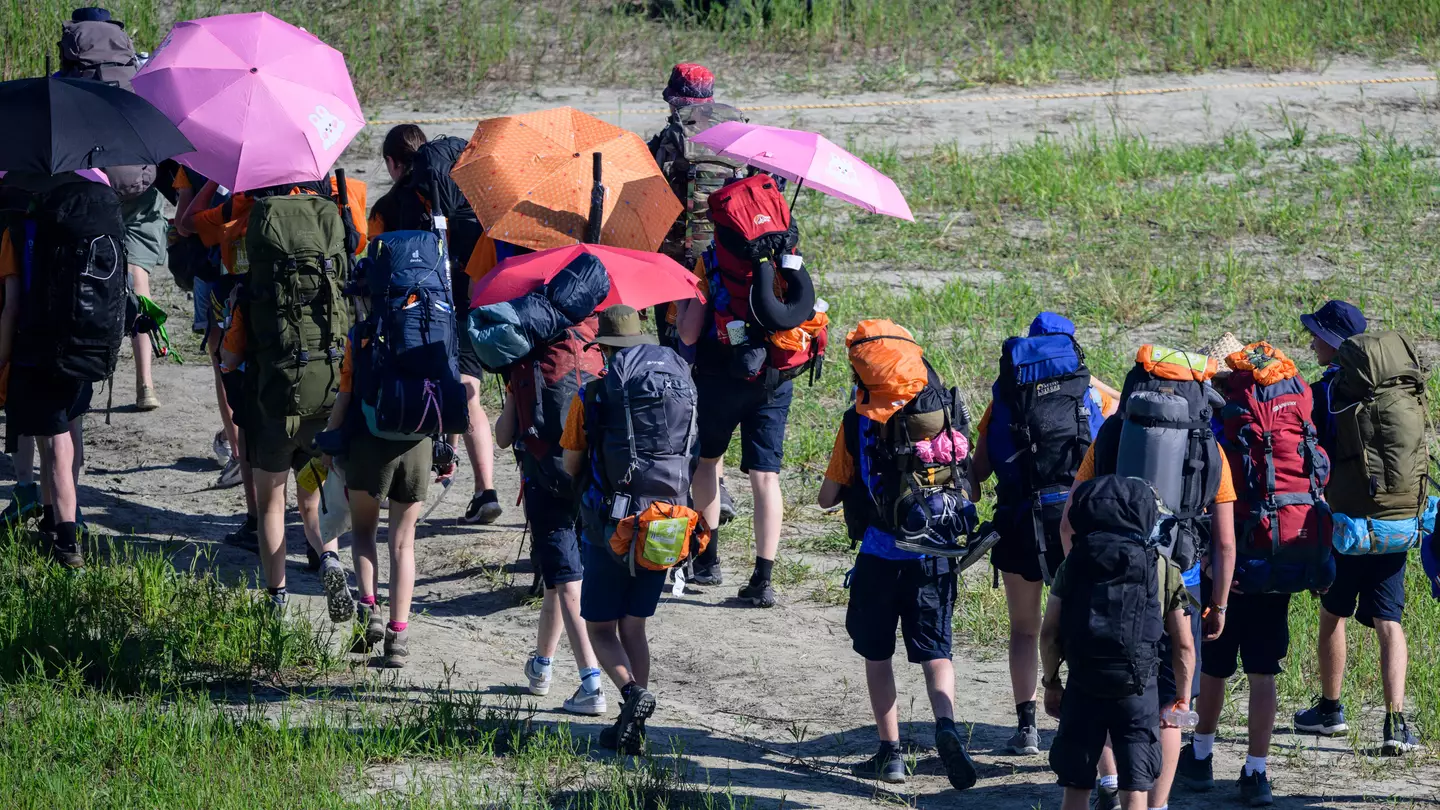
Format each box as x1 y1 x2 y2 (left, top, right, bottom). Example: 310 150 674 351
1224 341 1299 387
1136 344 1218 383
846 319 928 424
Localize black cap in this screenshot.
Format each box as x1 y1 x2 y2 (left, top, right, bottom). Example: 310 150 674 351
1300 300 1367 349
71 7 112 22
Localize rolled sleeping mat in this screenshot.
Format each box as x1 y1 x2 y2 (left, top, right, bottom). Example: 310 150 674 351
748 254 816 333
1114 390 1192 514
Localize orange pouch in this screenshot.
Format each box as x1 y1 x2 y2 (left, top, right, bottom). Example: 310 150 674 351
609 502 706 573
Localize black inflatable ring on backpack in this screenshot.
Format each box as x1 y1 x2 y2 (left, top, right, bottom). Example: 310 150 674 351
749 258 816 333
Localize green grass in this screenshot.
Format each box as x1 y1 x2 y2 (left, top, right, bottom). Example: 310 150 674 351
6 1 1440 101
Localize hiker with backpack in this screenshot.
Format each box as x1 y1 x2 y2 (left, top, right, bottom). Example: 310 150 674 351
560 305 705 754
0 170 129 569
970 311 1119 756
1041 475 1197 810
1174 339 1334 805
369 125 502 526
316 229 470 666
57 7 165 413
816 320 984 790
675 173 829 607
1291 302 1424 755
1061 345 1238 810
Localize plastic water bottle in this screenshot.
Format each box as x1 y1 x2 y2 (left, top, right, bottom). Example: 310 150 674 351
1163 704 1199 730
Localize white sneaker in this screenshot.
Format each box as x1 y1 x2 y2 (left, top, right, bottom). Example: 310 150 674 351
562 686 606 716
524 655 552 696
215 457 243 489
212 431 232 465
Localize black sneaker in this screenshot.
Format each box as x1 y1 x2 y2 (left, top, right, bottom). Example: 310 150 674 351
1382 712 1423 756
1293 698 1347 736
718 478 737 526
598 719 647 754
224 515 259 553
936 725 977 791
851 745 906 784
1090 782 1120 810
612 687 656 755
1176 743 1215 791
689 562 723 586
464 490 502 525
45 534 85 570
1237 767 1273 806
738 580 775 608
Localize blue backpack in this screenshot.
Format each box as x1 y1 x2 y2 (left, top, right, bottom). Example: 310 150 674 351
356 230 468 440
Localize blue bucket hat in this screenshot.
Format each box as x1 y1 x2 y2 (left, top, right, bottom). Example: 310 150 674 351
1028 311 1076 337
1300 300 1367 349
71 7 112 22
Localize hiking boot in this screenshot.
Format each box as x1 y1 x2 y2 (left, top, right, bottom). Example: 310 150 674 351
718 478 737 526
212 430 233 465
689 561 723 586
851 745 906 784
320 555 355 623
1294 698 1348 736
1176 743 1214 791
305 543 321 573
464 490 502 525
136 385 161 412
214 457 243 489
524 655 553 697
598 718 646 755
1090 782 1120 810
46 537 85 570
615 686 656 755
1 482 41 528
268 593 288 617
1237 767 1273 806
350 605 385 654
383 628 409 668
562 686 607 717
224 515 258 553
1005 725 1040 756
737 580 776 608
936 725 978 791
1382 712 1423 756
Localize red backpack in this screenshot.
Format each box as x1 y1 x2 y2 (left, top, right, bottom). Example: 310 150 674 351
699 175 827 386
510 317 603 494
1221 343 1332 565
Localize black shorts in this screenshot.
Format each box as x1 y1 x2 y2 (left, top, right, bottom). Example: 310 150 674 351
525 479 583 589
246 416 324 475
846 552 957 663
1321 552 1408 627
5 367 93 448
456 305 484 379
1159 581 1202 705
1050 678 1161 793
1202 591 1291 679
990 502 1067 583
695 372 793 473
220 369 249 431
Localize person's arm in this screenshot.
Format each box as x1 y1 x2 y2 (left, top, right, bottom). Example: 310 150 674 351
173 185 197 237
968 431 992 496
676 298 706 347
1162 606 1196 724
1059 480 1081 554
818 478 843 510
0 277 19 367
495 392 517 450
1205 500 1236 641
1091 376 1122 416
180 180 218 234
563 449 584 479
1039 593 1065 717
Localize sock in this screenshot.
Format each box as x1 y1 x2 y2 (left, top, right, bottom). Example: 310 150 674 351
1149 806 1168 810
580 667 603 694
40 506 55 533
1017 700 1037 729
55 522 81 552
1098 775 1119 790
751 556 774 586
1192 731 1216 760
1244 754 1267 776
267 587 288 605
359 595 377 606
621 680 638 701
533 654 553 672
320 550 339 563
387 621 407 632
936 716 956 734
1318 696 1342 713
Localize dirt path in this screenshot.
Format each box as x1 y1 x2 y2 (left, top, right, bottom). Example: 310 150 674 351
10 60 1440 808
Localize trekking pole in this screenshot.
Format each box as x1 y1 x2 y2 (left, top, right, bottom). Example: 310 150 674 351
585 152 604 244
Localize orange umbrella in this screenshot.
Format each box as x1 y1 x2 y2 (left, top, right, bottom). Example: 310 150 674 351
450 107 681 252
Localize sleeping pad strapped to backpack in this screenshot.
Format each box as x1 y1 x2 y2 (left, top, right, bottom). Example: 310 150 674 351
1060 475 1165 699
987 332 1100 584
840 320 994 566
1326 331 1430 555
582 343 708 575
510 317 603 495
698 175 827 387
1095 345 1223 571
467 253 611 372
355 230 468 440
650 102 748 269
1219 342 1334 593
4 178 129 383
245 195 352 433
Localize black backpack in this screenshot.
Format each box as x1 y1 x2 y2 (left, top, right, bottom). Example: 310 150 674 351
1059 475 1165 699
5 179 128 382
396 137 483 273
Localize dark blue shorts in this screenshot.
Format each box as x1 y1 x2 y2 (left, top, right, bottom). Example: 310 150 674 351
580 540 667 622
5 367 92 449
695 372 793 473
1201 591 1291 679
1322 551 1408 627
845 552 957 663
1159 581 1202 705
1051 678 1161 793
525 480 583 589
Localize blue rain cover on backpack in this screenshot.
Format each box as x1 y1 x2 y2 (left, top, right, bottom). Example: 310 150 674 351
987 334 1100 498
359 230 468 439
545 253 611 325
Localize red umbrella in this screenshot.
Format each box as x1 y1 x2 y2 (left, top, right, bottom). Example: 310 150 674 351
471 244 705 311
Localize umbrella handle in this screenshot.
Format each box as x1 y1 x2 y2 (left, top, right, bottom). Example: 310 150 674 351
335 168 349 206
790 178 804 211
586 152 604 244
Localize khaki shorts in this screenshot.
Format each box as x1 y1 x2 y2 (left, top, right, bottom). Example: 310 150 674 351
246 417 325 475
121 187 167 271
343 431 432 504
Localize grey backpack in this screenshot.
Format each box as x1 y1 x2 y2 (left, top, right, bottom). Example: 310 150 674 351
587 343 699 513
59 20 154 201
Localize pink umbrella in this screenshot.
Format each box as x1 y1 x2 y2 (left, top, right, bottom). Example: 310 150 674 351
690 122 913 221
132 12 363 192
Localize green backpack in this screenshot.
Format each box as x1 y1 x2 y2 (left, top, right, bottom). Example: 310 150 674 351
1328 331 1430 521
244 195 352 434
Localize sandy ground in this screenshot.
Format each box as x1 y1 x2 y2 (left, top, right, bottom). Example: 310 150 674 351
7 59 1440 808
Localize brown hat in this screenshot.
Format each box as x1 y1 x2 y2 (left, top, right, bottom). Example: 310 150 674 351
592 305 657 348
1199 332 1245 364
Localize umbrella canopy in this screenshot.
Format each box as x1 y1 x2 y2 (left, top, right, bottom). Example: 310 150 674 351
691 122 913 221
450 107 681 252
132 12 364 192
0 77 193 174
471 244 704 311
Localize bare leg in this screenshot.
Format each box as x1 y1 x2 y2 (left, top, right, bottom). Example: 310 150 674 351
12 436 35 485
749 469 782 562
349 490 382 601
692 456 721 530
386 499 422 624
1150 723 1182 810
68 418 83 487
1318 609 1346 700
253 469 290 591
536 588 564 660
617 616 650 687
1374 620 1409 712
555 580 598 672
296 479 339 556
1097 740 1117 781
130 265 154 397
865 658 901 742
921 658 957 722
1062 788 1092 810
454 374 494 495
1248 674 1278 758
40 433 77 524
1003 573 1044 708
1120 791 1148 810
588 619 636 690
1196 673 1226 736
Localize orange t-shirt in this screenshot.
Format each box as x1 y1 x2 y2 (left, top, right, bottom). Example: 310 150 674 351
462 234 500 285
193 193 256 275
823 425 855 487
559 394 588 453
1074 440 1236 504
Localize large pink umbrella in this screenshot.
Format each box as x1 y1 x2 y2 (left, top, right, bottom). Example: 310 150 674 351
691 122 913 221
133 12 363 192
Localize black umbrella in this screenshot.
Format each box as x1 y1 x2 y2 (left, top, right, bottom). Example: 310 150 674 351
0 76 193 174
